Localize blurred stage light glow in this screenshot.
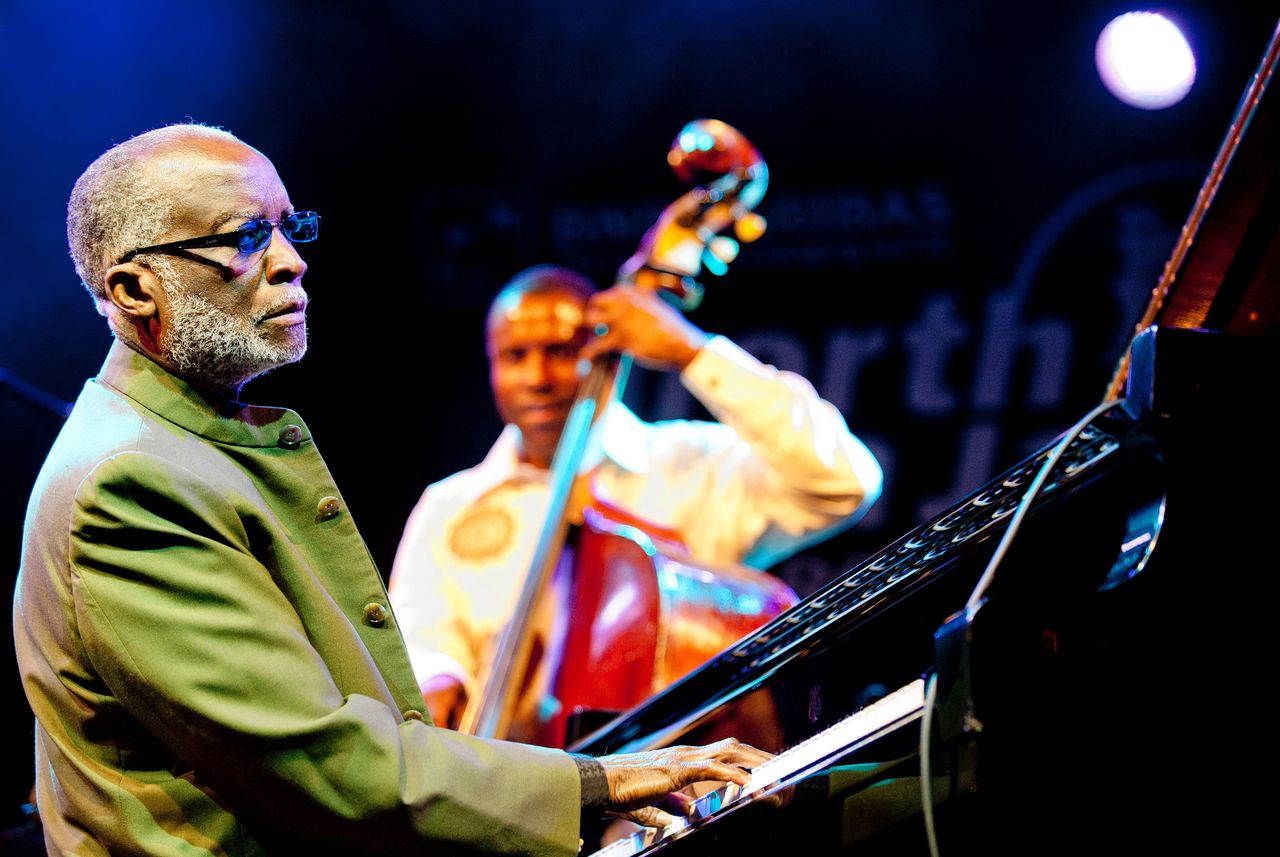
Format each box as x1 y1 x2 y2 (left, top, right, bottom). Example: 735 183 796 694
1095 11 1196 109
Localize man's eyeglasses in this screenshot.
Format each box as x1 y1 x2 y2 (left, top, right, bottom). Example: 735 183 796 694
117 211 321 265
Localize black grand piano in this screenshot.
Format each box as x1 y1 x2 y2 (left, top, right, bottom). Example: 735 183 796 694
572 16 1280 857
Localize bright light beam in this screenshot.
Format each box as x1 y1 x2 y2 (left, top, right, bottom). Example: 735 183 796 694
1096 11 1196 110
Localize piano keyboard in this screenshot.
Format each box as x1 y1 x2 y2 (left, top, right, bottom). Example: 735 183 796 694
587 677 927 856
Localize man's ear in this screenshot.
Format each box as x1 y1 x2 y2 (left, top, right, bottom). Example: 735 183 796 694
103 263 160 319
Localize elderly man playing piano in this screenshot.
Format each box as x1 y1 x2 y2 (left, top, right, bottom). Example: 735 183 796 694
12 122 772 857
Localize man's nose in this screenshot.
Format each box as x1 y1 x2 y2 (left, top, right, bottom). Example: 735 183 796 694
263 227 308 284
522 350 553 386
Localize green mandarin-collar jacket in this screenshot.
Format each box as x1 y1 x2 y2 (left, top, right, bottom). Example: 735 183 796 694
13 341 581 856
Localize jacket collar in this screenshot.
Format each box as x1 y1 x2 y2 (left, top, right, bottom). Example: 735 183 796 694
95 339 311 449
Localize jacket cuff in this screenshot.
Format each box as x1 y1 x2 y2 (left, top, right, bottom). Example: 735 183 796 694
570 753 610 813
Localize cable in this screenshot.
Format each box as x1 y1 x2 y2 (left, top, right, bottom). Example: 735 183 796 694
919 670 941 857
964 397 1125 614
918 397 1125 857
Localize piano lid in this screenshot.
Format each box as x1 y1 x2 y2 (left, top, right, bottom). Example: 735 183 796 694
1104 16 1280 400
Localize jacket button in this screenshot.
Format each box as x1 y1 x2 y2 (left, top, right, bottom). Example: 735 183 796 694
403 709 425 722
316 495 342 520
362 602 388 627
278 424 304 449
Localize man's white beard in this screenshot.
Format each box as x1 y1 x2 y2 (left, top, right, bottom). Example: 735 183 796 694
160 277 309 396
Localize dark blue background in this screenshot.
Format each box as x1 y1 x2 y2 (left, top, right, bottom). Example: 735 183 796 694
3 0 1276 827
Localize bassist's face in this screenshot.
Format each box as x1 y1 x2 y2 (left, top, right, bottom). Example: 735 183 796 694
487 289 590 469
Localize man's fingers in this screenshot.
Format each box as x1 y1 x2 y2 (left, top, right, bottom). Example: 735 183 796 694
597 738 776 814
657 788 697 816
675 738 773 769
669 759 753 791
614 805 678 829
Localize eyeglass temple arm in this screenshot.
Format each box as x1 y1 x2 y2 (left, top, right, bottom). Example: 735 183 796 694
118 232 241 264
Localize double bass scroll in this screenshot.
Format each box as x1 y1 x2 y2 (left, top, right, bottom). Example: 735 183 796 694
459 119 796 748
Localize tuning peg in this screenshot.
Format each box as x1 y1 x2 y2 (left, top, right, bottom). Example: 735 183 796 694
672 277 704 310
707 235 740 265
702 236 739 276
701 246 728 276
734 212 767 243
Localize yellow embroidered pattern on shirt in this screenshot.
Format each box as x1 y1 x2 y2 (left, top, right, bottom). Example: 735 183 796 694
447 504 516 563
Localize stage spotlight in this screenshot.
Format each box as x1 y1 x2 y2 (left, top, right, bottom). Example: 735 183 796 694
1095 11 1196 109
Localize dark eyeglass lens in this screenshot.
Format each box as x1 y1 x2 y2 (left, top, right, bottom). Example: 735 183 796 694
284 214 319 243
236 220 274 253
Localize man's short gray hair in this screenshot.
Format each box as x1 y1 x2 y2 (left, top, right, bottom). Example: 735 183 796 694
66 123 241 316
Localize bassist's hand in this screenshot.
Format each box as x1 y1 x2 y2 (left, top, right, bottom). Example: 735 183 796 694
579 285 709 372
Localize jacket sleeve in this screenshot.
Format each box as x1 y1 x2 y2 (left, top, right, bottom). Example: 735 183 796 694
675 335 883 568
70 451 582 856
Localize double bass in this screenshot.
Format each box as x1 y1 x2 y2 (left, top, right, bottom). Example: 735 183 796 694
458 119 800 748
